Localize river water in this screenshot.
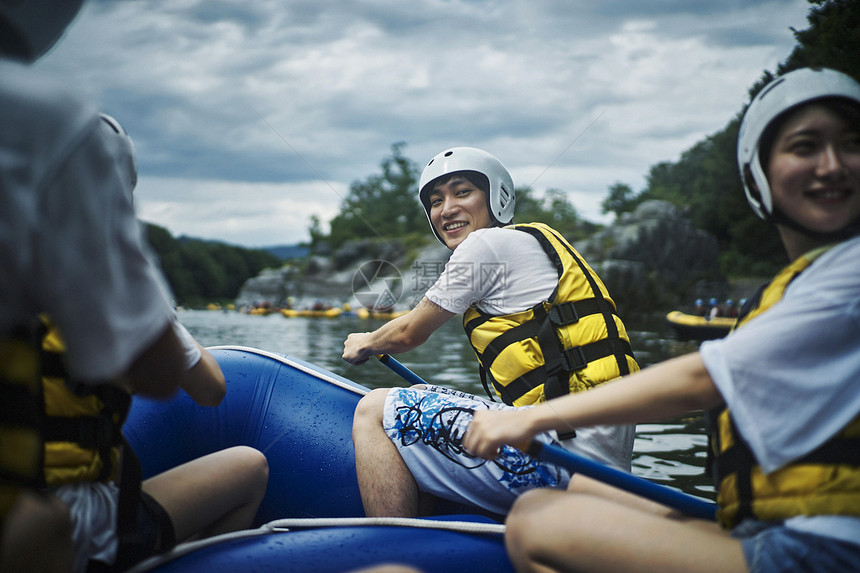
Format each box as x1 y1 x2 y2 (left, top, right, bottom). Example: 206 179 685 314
179 308 715 501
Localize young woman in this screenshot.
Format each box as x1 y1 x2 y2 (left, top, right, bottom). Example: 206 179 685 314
463 67 860 572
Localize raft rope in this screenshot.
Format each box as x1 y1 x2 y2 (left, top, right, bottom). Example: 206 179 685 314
125 516 505 572
209 345 371 396
267 516 506 534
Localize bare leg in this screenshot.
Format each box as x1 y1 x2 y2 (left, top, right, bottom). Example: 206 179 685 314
142 445 269 542
567 475 722 532
566 474 677 517
0 492 73 573
506 486 745 573
352 389 419 517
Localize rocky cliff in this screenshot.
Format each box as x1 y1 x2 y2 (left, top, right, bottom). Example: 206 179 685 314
576 200 726 317
235 239 451 311
236 200 730 315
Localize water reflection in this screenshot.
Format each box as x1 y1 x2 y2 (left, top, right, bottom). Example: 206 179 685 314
179 309 715 500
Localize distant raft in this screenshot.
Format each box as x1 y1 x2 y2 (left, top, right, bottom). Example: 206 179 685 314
280 307 343 318
353 307 409 320
665 311 736 341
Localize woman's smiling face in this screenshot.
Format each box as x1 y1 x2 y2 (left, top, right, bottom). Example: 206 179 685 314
428 174 494 250
767 102 860 253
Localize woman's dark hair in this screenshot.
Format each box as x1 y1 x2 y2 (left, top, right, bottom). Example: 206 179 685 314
758 97 860 177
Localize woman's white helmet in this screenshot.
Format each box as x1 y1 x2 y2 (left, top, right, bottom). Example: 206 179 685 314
737 67 860 220
418 147 515 245
0 0 85 62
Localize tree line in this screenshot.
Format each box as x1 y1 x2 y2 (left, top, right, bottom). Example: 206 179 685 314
601 0 859 276
145 223 281 307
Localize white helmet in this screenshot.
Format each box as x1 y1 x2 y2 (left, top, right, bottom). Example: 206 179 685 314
0 0 85 62
737 67 860 220
418 147 515 245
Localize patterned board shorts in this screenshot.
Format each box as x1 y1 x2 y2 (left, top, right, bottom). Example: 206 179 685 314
383 385 571 516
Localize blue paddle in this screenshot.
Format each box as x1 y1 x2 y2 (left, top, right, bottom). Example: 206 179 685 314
375 353 718 521
375 354 426 386
525 441 716 520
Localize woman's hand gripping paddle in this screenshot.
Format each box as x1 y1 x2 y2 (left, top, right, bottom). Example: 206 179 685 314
374 354 717 521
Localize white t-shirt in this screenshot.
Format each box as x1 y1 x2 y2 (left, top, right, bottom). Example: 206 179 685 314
700 236 860 471
700 235 860 544
425 227 558 314
0 59 175 381
425 225 634 472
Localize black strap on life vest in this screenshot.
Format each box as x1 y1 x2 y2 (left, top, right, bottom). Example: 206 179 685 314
711 410 860 527
524 225 632 383
0 328 47 510
466 298 633 404
465 225 634 406
37 321 132 483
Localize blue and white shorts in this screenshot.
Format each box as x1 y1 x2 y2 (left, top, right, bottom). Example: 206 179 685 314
382 385 570 516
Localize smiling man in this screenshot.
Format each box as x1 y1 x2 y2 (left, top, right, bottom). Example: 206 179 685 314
343 147 639 518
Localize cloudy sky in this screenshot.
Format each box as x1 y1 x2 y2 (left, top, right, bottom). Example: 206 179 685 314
37 0 811 248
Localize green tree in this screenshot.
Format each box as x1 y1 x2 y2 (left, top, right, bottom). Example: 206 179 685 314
637 123 785 275
327 142 424 249
513 187 594 240
625 0 858 277
307 214 326 254
782 0 860 80
510 186 545 224
180 242 225 300
601 183 640 219
144 223 281 305
744 1 860 108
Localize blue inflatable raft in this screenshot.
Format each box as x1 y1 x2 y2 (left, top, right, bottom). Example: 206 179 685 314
123 346 512 572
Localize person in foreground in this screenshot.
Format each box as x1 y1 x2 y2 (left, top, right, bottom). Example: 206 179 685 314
464 67 860 573
344 147 638 517
0 4 267 572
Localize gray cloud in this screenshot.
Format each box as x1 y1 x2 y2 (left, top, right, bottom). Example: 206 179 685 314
35 0 810 246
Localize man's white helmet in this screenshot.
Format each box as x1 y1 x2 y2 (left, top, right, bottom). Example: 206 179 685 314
418 147 515 245
737 67 860 220
0 0 85 62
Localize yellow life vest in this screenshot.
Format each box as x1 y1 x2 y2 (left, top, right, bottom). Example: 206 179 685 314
463 223 639 407
709 245 860 528
38 320 130 486
0 330 43 525
2 319 162 561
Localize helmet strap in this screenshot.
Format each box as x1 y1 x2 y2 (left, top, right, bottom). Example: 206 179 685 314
770 206 860 243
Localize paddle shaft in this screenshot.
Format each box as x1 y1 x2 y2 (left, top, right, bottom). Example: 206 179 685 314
375 354 426 386
375 354 717 521
528 441 716 520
